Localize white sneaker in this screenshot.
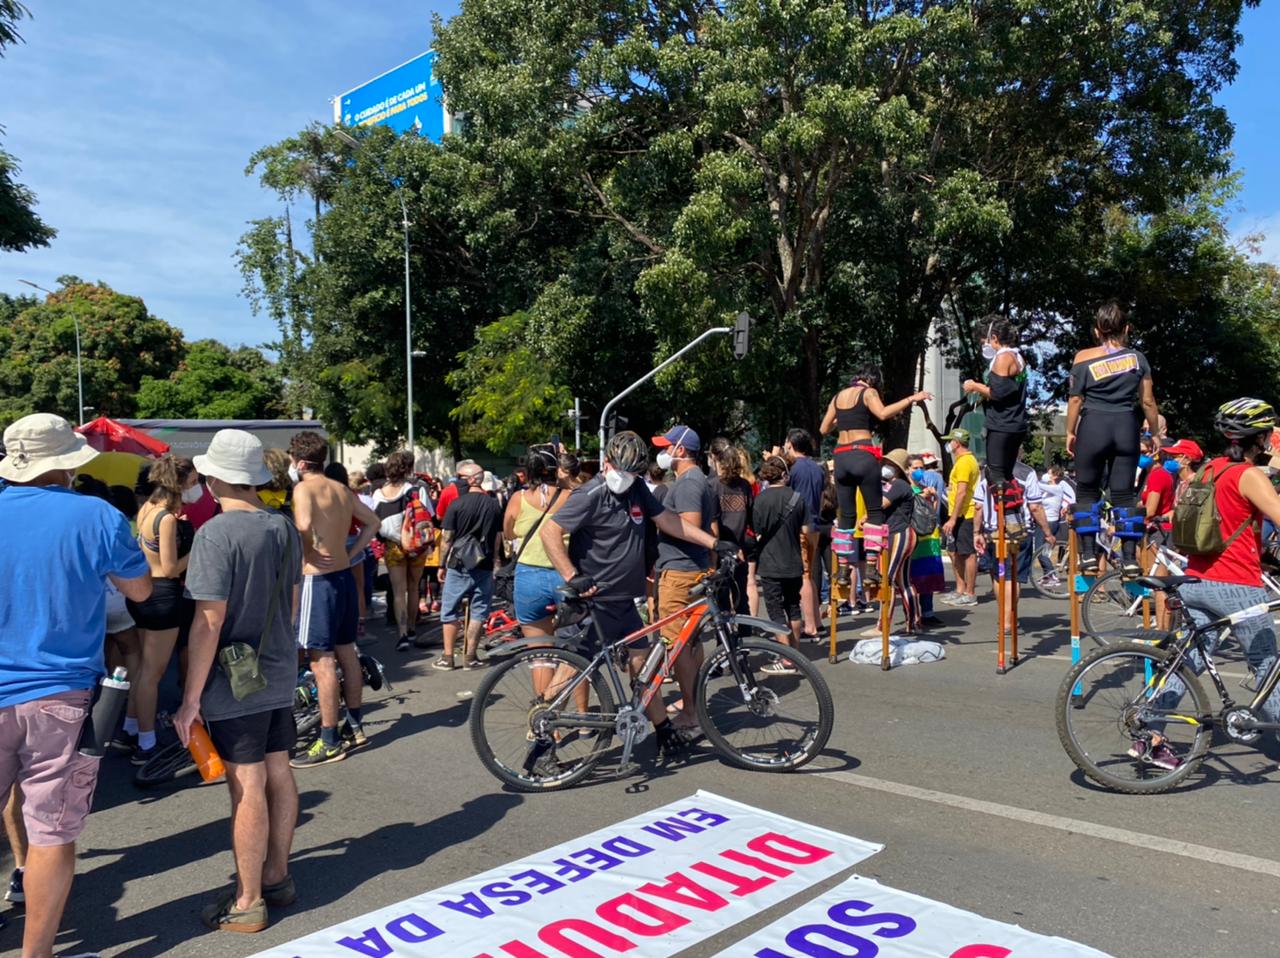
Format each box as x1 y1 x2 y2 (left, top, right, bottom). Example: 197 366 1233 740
955 594 978 606
938 592 966 605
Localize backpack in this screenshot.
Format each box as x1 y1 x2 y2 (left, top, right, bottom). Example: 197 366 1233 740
909 492 939 537
1171 461 1253 555
399 489 435 556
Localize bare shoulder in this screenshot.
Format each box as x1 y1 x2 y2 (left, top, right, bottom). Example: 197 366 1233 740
1072 346 1103 365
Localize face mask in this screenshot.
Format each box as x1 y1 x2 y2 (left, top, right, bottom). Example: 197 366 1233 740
288 464 301 484
981 343 998 361
881 466 896 480
1137 454 1153 471
181 483 204 504
603 467 636 495
1162 459 1182 476
656 451 673 471
911 468 925 483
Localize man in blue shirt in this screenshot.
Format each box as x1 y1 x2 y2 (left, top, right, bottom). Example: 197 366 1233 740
0 413 151 958
785 429 826 636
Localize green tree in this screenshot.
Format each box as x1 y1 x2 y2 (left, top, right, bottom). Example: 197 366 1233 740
0 281 184 426
447 311 574 452
136 340 285 420
0 1 54 251
434 0 1252 444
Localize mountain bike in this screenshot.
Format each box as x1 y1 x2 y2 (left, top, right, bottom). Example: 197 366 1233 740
134 654 390 788
1057 574 1280 793
470 557 834 792
1082 542 1280 642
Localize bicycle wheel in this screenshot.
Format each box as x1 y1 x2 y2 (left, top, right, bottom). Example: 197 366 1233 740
696 638 834 771
1081 570 1157 643
1029 541 1070 599
1056 640 1212 794
470 647 617 792
134 739 200 788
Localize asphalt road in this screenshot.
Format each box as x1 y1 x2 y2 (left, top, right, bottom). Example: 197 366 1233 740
4 589 1279 958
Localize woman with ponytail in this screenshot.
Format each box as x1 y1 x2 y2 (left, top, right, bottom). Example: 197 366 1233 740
820 364 931 586
124 455 197 763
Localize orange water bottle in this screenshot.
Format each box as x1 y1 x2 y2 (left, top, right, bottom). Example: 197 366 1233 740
187 721 226 783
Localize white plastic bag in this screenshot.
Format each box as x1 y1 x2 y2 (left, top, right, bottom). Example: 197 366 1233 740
851 637 946 668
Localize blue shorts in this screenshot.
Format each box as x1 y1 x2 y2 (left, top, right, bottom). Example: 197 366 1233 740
513 565 563 624
440 567 494 624
296 570 358 652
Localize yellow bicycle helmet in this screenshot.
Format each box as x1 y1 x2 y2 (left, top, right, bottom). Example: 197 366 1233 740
1214 398 1277 440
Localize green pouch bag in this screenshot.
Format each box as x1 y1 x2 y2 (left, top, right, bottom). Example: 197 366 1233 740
218 642 268 701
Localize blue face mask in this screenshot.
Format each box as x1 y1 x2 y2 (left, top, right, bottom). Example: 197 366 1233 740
911 469 925 483
1138 454 1154 470
1162 459 1182 476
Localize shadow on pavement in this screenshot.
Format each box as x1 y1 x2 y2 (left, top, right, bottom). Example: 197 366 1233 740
49 790 331 958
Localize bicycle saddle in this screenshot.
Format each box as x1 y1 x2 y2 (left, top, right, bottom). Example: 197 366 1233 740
1132 574 1201 592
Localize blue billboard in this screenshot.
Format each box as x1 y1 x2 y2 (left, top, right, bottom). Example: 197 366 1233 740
334 51 446 140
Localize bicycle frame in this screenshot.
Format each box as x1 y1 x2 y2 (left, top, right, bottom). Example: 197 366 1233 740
1150 594 1280 732
523 570 765 767
1115 546 1280 619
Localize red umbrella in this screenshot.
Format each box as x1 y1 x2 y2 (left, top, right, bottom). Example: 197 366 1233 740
76 416 170 457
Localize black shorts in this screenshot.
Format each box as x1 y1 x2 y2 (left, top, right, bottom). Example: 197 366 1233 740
947 517 976 557
126 577 195 633
758 576 803 626
207 706 297 765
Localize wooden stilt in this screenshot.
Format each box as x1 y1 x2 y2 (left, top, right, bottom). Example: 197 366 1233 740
996 493 1008 674
828 550 840 664
880 545 892 671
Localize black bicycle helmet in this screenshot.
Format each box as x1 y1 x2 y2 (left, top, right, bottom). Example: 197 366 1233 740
1214 398 1277 441
604 430 649 474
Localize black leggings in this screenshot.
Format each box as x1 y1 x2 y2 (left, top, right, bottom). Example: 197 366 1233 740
834 448 882 526
984 430 1025 484
1075 410 1140 512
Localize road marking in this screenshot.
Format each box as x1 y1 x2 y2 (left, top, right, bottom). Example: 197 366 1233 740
819 770 1280 879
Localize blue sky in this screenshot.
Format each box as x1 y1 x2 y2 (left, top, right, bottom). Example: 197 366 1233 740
0 2 1277 349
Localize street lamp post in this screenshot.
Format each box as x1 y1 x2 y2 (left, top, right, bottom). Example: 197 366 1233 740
20 279 85 425
335 130 417 465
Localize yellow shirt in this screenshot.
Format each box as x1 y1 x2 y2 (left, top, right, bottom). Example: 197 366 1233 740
948 452 979 520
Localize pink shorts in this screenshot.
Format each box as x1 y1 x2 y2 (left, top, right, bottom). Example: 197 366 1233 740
0 689 101 846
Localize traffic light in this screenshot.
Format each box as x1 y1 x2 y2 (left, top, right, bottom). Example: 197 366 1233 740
733 311 751 360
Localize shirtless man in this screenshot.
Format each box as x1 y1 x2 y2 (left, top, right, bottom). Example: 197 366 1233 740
287 431 378 768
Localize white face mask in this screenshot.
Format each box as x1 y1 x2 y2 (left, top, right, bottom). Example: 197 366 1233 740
181 483 204 504
603 467 635 495
981 343 998 361
881 466 896 481
288 464 301 484
656 451 674 471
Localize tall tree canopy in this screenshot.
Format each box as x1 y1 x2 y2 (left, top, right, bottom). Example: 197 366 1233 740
0 0 55 251
240 0 1270 454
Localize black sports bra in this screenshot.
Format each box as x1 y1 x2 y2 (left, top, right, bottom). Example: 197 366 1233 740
835 388 873 432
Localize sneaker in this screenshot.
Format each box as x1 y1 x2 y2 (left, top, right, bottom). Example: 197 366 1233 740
109 730 138 753
396 635 411 652
760 660 799 676
938 592 966 605
1128 738 1182 771
130 744 158 767
654 723 697 760
5 866 23 903
921 615 945 627
1041 574 1062 587
339 721 368 749
201 890 269 933
289 739 347 769
462 658 487 670
431 656 455 671
1122 561 1142 577
262 875 297 908
954 594 978 607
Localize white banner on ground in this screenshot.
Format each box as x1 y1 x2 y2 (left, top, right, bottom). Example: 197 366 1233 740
249 790 882 958
712 875 1116 958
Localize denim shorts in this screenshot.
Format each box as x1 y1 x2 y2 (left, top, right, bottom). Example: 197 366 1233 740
513 565 563 624
440 567 494 624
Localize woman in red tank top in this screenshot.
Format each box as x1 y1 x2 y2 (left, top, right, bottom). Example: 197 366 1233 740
1145 399 1280 772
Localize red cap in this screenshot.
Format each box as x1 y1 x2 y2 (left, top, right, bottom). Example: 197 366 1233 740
1163 439 1204 461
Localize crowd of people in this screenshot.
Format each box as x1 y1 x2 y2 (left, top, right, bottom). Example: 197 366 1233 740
5 302 1280 953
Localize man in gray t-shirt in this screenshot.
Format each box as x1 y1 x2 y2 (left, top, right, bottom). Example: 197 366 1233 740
175 429 304 933
651 426 717 731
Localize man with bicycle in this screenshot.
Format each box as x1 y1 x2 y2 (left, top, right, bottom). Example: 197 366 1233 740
540 431 734 758
1145 399 1280 771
